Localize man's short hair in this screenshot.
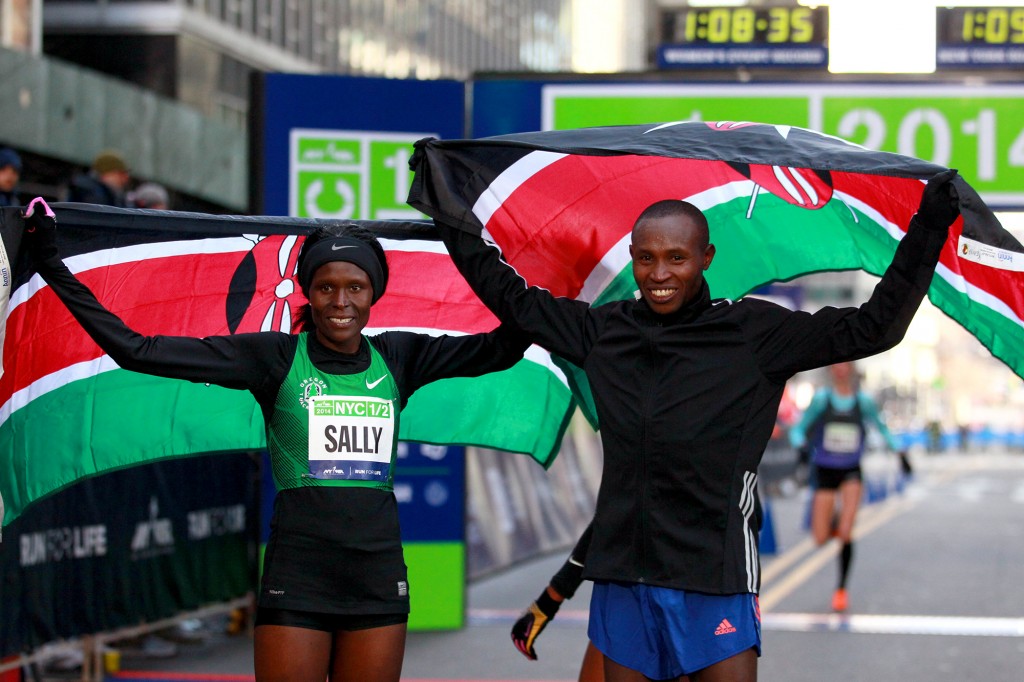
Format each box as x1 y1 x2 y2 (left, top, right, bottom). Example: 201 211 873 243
633 199 710 247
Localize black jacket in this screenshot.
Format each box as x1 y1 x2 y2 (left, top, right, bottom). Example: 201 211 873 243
67 173 126 207
0 190 20 208
439 215 947 595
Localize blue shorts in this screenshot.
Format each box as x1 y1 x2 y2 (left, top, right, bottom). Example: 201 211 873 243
588 581 761 680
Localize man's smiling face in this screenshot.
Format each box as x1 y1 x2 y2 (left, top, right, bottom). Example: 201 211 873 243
629 213 715 315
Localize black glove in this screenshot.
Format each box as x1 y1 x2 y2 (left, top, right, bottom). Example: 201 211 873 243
21 196 59 263
914 169 960 231
797 445 811 465
510 589 561 661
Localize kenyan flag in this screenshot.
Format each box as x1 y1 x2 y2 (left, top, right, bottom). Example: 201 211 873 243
0 205 573 527
408 121 1024 423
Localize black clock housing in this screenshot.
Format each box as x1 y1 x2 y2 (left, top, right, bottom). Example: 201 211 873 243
657 5 829 69
936 6 1024 68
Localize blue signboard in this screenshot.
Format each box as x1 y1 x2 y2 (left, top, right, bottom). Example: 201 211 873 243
657 43 827 69
251 73 465 215
395 443 465 542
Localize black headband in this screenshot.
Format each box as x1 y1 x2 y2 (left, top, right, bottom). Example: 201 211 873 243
298 237 386 303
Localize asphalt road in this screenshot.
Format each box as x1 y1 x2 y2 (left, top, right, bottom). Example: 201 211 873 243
89 449 1024 681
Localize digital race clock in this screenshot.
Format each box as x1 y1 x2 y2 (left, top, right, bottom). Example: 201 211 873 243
936 6 1024 68
657 5 829 69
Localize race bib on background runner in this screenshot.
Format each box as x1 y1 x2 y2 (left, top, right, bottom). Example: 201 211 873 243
822 422 861 453
308 395 395 483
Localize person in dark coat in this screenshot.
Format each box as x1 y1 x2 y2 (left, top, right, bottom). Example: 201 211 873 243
68 150 131 207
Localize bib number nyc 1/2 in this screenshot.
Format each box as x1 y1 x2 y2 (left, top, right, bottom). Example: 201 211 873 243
308 395 395 482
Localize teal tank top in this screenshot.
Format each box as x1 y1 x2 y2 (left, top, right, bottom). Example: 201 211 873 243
267 333 400 492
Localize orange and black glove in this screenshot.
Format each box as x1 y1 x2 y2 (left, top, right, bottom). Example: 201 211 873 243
510 588 561 661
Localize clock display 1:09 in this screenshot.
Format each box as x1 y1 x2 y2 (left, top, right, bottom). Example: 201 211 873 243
958 8 1024 44
676 7 818 44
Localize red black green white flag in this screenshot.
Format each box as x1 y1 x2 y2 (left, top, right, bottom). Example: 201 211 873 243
408 121 1024 423
0 204 574 528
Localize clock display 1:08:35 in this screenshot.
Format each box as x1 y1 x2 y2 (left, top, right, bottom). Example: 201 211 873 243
675 7 818 44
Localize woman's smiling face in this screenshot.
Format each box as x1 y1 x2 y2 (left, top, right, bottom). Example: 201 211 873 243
308 260 374 353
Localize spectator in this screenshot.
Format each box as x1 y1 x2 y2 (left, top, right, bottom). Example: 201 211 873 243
68 150 131 207
130 182 170 210
0 147 23 208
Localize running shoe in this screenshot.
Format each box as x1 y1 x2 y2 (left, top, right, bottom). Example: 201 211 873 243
831 588 848 612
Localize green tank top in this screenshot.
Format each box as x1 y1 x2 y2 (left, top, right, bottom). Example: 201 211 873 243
267 333 400 492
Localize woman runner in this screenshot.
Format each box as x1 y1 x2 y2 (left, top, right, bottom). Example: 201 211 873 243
22 199 529 682
789 361 905 612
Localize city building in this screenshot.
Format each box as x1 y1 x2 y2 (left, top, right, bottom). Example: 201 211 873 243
42 0 585 127
4 0 644 210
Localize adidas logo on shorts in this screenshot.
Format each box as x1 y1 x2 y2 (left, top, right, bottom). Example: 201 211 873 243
714 618 737 636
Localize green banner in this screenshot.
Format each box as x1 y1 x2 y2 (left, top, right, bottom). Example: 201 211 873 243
543 84 1024 206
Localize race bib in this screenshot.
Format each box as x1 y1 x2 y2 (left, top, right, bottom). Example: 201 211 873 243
308 395 395 483
822 422 861 453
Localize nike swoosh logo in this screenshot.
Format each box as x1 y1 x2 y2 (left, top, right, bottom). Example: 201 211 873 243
366 374 388 390
332 244 357 251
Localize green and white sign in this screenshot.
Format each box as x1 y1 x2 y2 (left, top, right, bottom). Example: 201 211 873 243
542 84 1024 206
289 129 428 220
